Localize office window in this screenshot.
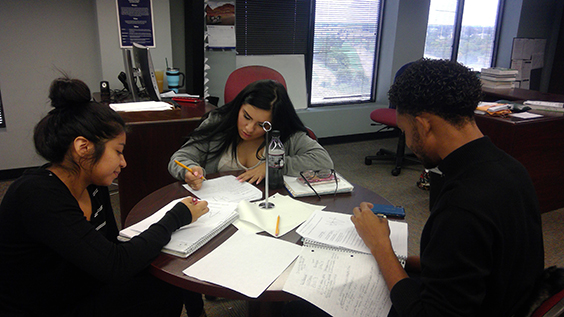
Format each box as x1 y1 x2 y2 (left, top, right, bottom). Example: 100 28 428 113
311 0 382 105
424 0 502 70
236 0 383 107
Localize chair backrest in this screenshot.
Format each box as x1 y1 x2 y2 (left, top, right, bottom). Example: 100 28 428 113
389 62 414 109
224 66 287 104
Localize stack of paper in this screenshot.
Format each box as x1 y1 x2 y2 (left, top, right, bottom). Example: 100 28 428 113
480 67 519 89
109 101 174 112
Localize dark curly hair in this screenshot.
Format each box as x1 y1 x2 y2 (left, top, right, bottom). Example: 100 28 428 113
388 58 483 126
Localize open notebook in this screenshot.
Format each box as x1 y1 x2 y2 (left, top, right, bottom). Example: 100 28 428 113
283 210 408 317
119 198 238 258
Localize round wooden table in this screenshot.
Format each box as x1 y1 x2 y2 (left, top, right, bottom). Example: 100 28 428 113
124 173 392 303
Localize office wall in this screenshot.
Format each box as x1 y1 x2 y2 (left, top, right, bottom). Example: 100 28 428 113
97 0 174 90
0 0 561 172
0 0 174 172
0 0 102 171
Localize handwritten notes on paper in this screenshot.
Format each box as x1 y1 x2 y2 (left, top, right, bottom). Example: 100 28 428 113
283 246 392 317
183 175 262 202
297 210 408 257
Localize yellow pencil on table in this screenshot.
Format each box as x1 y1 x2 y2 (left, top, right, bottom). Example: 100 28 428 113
275 215 280 237
174 160 206 181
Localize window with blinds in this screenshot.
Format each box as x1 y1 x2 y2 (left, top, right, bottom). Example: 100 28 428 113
311 0 381 105
235 0 383 106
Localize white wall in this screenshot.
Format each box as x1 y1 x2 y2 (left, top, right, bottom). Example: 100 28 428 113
0 0 173 171
0 0 102 170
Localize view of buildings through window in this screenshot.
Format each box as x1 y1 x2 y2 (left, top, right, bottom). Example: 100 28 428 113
311 0 381 105
424 0 501 71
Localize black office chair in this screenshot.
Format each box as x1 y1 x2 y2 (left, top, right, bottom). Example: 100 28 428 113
364 62 418 176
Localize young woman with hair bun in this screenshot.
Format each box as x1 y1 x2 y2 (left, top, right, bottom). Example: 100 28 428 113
0 76 209 317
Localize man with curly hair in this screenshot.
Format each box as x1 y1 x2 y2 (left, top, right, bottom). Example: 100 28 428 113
352 58 544 316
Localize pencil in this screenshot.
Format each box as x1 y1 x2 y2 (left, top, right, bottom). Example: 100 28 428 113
275 215 280 236
174 160 206 180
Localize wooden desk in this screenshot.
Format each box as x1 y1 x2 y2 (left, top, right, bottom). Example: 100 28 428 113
117 101 213 227
124 175 392 312
474 110 564 213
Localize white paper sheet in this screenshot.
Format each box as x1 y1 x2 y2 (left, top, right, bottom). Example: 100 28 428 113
182 230 302 298
183 175 263 203
283 246 392 317
236 193 324 237
109 101 173 112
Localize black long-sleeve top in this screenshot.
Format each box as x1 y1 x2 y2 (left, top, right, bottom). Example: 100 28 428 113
0 167 192 315
390 137 544 316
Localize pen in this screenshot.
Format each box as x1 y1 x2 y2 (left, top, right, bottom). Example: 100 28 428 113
174 160 206 180
275 215 280 236
192 197 199 204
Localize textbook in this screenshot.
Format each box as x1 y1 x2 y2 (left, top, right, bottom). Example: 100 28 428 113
284 210 408 317
119 198 239 258
283 173 354 198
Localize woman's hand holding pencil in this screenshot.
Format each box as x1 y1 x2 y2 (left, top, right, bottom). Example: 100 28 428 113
175 160 206 190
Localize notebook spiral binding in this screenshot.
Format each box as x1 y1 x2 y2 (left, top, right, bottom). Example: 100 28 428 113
302 238 407 268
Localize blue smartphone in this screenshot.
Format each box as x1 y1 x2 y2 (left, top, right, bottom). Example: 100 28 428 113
370 204 405 219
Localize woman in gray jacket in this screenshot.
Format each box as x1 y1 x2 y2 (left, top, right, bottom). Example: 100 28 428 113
169 79 333 190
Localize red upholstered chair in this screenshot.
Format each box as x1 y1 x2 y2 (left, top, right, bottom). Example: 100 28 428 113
224 65 287 104
224 65 317 140
364 62 417 176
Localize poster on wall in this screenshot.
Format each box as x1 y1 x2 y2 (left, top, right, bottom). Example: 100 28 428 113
205 1 235 49
0 89 6 128
116 0 156 48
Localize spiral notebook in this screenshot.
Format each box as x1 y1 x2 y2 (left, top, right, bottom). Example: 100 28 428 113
283 210 408 317
119 198 239 258
296 210 408 264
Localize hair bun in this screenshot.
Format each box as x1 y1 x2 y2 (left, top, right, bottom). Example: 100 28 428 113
49 77 92 109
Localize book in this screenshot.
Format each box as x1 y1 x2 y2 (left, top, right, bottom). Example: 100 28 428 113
283 210 408 316
119 198 239 258
283 173 354 198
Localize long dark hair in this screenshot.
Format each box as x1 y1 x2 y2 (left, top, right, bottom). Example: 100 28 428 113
186 79 307 161
34 76 126 173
